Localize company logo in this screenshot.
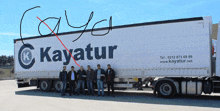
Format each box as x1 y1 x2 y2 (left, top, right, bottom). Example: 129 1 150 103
18 43 35 69
18 43 117 68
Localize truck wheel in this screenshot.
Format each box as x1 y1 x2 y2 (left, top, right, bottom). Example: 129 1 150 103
156 81 176 98
40 80 52 92
54 80 62 92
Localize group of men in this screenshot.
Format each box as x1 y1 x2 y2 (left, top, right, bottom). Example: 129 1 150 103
59 64 115 97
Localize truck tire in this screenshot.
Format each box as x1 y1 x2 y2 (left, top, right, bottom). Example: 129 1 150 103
53 80 62 92
156 80 176 98
39 80 52 92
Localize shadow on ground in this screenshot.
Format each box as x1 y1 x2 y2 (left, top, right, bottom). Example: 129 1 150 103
15 88 220 108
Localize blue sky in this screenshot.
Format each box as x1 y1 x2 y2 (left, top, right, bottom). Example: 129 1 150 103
0 0 219 56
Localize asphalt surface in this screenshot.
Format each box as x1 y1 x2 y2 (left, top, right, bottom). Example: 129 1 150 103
0 80 220 111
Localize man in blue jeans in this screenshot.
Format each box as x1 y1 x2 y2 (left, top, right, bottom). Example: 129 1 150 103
94 64 106 96
77 66 86 95
86 65 95 95
59 66 68 97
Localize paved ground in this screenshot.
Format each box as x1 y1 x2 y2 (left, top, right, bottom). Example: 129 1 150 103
0 80 220 111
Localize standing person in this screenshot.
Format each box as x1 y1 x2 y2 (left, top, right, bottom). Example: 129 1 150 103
77 66 86 95
106 64 115 97
59 66 68 97
67 66 77 96
86 65 95 95
94 64 106 96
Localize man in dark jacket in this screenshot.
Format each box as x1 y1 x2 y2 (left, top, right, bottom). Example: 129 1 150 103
106 64 115 97
59 66 68 97
94 64 106 96
86 65 95 95
67 66 77 96
76 66 86 95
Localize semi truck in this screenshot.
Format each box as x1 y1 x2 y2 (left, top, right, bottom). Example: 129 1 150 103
14 16 220 97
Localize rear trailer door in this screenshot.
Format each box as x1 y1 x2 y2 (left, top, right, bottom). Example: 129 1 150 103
215 21 220 76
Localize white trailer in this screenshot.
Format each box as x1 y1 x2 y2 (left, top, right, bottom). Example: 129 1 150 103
14 16 220 97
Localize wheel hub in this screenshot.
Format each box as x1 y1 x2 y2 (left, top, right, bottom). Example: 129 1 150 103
164 86 170 91
55 81 62 91
41 81 48 90
159 83 172 96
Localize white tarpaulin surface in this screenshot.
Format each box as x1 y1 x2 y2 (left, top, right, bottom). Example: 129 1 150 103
14 18 212 78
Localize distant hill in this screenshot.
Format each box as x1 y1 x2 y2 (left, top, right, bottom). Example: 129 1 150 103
212 23 218 40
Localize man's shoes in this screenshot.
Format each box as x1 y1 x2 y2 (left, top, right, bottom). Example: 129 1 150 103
92 94 94 96
97 95 100 97
112 95 115 97
102 95 104 97
69 94 72 96
107 94 110 96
